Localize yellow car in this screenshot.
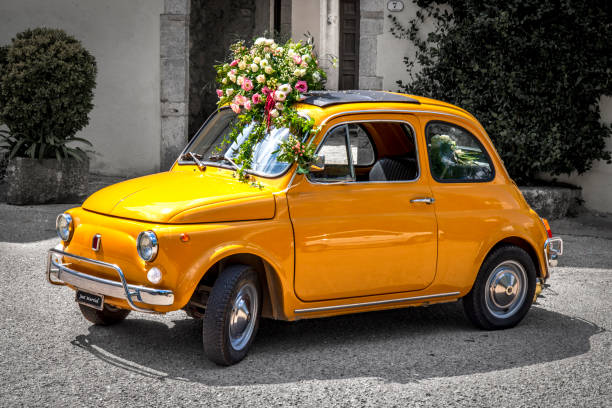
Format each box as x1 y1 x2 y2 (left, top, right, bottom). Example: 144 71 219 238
47 91 563 365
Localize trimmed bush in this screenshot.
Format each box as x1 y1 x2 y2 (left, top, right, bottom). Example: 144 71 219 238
390 0 611 182
0 28 97 161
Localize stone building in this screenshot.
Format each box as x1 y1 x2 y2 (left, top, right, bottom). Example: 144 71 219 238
0 0 610 212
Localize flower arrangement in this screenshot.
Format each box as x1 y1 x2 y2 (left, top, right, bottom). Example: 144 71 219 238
214 37 326 181
429 134 481 179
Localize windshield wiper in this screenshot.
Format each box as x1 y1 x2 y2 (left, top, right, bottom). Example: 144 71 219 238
207 154 240 172
182 152 206 171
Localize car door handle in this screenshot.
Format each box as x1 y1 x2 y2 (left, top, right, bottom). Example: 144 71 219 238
410 197 435 204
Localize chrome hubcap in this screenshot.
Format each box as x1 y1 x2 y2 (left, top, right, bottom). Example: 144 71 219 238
485 260 527 319
228 283 258 351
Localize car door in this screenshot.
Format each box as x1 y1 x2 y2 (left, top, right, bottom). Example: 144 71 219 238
287 113 438 302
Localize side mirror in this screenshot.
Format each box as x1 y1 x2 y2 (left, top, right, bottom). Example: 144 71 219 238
309 155 325 173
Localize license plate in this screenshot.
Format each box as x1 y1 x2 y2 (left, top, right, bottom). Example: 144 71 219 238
76 290 104 310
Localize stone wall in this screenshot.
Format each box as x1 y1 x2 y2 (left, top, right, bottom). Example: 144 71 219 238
189 0 271 137
160 0 190 171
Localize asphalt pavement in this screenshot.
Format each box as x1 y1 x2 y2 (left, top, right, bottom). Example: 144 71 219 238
0 202 611 407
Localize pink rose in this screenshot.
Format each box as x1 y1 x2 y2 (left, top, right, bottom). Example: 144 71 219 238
262 86 272 95
230 59 239 67
234 95 248 105
216 89 223 98
230 103 240 114
241 78 254 91
244 100 252 110
295 80 308 93
252 93 262 104
293 55 302 65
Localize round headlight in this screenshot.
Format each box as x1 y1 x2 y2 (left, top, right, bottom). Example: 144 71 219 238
56 213 73 242
137 231 158 262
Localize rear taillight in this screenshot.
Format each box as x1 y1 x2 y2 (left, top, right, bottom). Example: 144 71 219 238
541 218 553 238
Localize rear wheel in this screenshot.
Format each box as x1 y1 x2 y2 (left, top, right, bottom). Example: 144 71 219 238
463 245 536 330
202 264 261 366
78 303 130 326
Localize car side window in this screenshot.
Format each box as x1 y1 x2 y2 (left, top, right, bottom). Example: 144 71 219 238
310 125 353 182
348 124 375 167
426 121 494 182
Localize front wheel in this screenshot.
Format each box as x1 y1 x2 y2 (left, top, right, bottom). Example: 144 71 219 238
463 245 536 330
202 264 261 366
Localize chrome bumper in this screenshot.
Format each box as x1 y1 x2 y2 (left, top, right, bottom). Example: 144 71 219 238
47 248 174 313
544 237 563 269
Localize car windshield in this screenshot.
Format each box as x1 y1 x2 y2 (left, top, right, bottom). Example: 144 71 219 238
181 109 292 177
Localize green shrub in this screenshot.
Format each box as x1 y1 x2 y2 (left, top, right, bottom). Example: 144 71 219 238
0 28 97 161
390 0 611 182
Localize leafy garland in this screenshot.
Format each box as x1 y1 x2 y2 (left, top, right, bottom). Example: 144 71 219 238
215 38 327 181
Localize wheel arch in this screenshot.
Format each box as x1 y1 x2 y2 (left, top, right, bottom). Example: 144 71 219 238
486 236 543 279
189 249 287 320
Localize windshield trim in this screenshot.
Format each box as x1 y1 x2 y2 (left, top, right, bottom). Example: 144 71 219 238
175 107 300 179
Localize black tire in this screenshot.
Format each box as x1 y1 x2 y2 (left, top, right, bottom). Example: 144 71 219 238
463 245 536 330
202 264 261 366
78 303 130 326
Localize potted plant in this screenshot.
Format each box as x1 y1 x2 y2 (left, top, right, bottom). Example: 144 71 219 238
0 28 96 204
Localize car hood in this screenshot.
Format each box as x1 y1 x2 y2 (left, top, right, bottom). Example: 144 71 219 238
82 171 276 224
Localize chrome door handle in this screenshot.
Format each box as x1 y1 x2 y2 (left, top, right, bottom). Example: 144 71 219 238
410 197 435 204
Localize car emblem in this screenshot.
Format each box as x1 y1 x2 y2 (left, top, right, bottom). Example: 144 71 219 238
92 234 101 252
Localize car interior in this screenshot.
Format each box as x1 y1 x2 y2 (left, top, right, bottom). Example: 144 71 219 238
310 121 419 183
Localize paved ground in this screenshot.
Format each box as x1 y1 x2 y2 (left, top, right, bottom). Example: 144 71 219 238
0 197 611 406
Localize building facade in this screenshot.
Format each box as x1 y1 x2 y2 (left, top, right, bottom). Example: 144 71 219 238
1 0 610 212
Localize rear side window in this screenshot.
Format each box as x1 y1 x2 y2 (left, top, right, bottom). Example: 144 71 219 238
425 121 494 182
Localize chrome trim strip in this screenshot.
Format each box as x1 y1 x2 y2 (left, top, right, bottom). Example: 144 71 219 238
47 249 174 312
294 291 460 314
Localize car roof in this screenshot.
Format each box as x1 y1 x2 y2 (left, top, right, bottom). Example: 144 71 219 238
296 90 477 125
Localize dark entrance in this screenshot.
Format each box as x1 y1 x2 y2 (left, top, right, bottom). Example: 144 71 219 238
339 0 360 90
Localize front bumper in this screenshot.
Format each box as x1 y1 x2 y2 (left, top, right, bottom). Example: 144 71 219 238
47 248 174 313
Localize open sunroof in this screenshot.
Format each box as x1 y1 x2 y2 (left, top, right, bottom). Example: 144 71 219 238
300 90 420 107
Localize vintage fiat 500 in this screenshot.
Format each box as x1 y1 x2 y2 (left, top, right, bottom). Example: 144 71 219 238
47 91 563 365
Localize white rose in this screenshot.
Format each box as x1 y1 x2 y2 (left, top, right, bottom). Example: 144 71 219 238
237 76 244 85
228 73 236 82
278 83 292 93
254 37 266 45
270 109 279 118
222 77 228 84
238 61 247 70
302 54 312 63
275 102 284 110
260 59 269 67
256 74 266 83
264 38 274 46
264 66 273 74
250 63 259 72
313 71 321 82
226 89 234 96
294 69 306 77
253 56 261 64
274 91 287 102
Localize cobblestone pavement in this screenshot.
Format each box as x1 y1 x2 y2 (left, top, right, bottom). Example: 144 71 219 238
0 199 610 406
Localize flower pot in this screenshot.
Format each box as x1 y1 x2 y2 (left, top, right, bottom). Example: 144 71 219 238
5 157 89 205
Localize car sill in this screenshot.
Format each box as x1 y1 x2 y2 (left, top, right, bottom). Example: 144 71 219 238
294 291 461 314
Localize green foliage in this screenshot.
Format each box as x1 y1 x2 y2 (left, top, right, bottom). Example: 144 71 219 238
0 28 97 162
390 0 612 181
